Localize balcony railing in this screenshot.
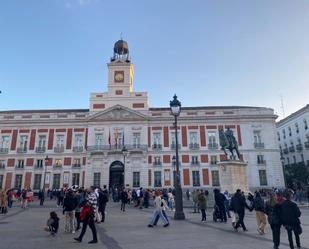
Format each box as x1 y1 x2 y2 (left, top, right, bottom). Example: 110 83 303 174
208 143 218 149
171 143 181 150
0 148 9 154
15 165 24 169
191 161 200 166
283 148 289 154
54 146 65 153
72 164 81 168
305 141 309 149
34 165 44 169
17 147 27 153
35 147 46 153
257 160 266 165
296 144 303 152
210 161 217 165
189 143 200 150
254 142 264 149
289 146 295 153
87 144 148 152
73 146 83 152
152 144 162 150
53 164 62 169
153 161 162 166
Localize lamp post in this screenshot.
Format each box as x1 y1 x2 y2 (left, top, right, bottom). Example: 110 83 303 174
44 156 49 190
170 94 185 220
122 146 129 188
280 156 286 187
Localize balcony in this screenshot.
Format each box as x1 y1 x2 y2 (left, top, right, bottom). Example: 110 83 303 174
289 146 295 153
0 148 9 154
189 143 200 150
15 165 24 170
210 161 217 165
53 164 62 169
305 141 309 149
283 148 289 154
153 161 162 166
152 144 162 150
170 143 181 150
208 143 218 150
73 146 83 152
72 164 81 168
257 160 266 165
54 146 64 153
191 161 200 166
34 165 44 170
296 144 303 152
35 147 46 153
254 142 264 149
87 144 148 154
17 147 27 153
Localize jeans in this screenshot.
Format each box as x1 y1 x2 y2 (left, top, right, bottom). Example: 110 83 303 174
40 198 44 206
75 211 81 230
286 225 301 249
193 202 200 213
201 209 206 221
121 201 126 211
270 224 281 248
99 203 106 222
235 212 247 230
153 210 169 225
149 209 169 225
78 215 97 242
218 204 227 222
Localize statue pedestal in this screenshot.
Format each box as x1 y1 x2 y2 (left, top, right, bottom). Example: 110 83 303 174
217 160 249 194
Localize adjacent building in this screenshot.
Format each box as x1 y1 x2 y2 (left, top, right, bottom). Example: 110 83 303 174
0 40 285 191
276 104 309 166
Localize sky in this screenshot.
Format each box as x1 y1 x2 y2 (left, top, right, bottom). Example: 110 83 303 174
0 0 308 120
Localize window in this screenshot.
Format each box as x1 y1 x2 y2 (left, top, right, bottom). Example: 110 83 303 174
210 155 217 165
301 154 304 162
93 172 101 187
36 159 43 168
288 127 292 136
33 174 42 190
189 132 198 144
19 135 28 150
38 135 46 149
55 135 65 148
114 132 123 148
277 132 280 141
170 132 180 147
293 155 296 164
55 159 62 167
132 133 141 148
0 160 5 168
15 174 23 188
191 156 199 164
73 158 81 166
0 175 3 188
257 155 265 164
74 134 83 147
282 129 286 139
72 173 80 186
95 133 104 146
0 135 10 149
133 172 140 187
154 171 162 187
211 170 220 186
287 157 290 165
192 171 200 186
154 156 161 165
153 133 161 146
208 131 217 147
304 119 308 130
295 123 299 133
17 160 24 168
253 131 262 144
259 170 268 186
53 174 61 189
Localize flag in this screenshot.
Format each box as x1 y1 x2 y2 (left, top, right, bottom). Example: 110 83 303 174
108 129 111 147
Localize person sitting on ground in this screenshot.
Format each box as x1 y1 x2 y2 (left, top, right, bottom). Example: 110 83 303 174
44 211 59 236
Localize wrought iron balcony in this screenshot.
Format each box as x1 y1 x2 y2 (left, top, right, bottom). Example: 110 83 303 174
35 147 46 153
87 144 147 153
17 147 27 153
257 160 266 165
170 143 181 150
73 146 83 152
54 146 64 153
34 165 44 169
189 143 200 150
53 164 62 169
283 148 289 154
152 144 162 150
210 160 217 165
254 142 264 149
72 164 81 168
191 161 200 166
15 165 24 169
0 148 9 154
296 144 303 152
305 141 309 149
153 161 162 166
289 146 295 153
208 143 218 149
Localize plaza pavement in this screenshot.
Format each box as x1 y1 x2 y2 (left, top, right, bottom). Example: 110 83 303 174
0 200 309 249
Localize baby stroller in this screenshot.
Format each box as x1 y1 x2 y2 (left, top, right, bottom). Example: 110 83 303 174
212 204 223 222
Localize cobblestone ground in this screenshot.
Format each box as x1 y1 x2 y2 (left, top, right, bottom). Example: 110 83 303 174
0 200 308 249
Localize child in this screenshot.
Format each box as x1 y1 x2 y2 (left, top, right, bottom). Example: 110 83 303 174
45 211 59 236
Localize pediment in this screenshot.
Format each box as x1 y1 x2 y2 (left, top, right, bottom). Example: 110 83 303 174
88 105 149 122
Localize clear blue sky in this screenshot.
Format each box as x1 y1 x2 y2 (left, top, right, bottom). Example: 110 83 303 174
0 0 308 120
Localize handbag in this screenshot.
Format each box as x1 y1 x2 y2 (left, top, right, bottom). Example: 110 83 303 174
295 224 303 235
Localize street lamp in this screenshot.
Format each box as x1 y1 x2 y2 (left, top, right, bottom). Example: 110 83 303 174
122 147 129 188
44 156 49 190
170 94 185 220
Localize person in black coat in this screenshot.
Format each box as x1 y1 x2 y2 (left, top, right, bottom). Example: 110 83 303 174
214 188 227 222
120 188 128 212
98 188 109 222
279 190 302 249
38 189 45 206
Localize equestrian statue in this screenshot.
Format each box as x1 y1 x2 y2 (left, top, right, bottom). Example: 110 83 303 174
219 127 241 160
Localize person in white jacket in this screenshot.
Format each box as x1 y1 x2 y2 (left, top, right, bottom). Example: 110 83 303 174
148 190 169 227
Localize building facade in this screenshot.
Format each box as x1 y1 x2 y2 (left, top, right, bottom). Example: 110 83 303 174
0 40 285 191
277 104 309 166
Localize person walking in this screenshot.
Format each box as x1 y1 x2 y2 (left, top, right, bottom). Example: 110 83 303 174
20 189 28 209
198 190 207 222
120 188 128 212
253 191 267 235
38 189 45 206
74 186 98 244
148 190 169 228
214 188 227 222
279 191 302 249
63 190 78 234
186 189 190 201
224 190 231 218
192 189 200 213
99 188 108 222
265 192 282 249
143 189 150 208
74 189 83 231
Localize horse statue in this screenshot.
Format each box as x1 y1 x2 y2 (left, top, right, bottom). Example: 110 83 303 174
219 128 240 160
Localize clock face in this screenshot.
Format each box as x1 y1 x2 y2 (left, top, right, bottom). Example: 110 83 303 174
114 71 124 82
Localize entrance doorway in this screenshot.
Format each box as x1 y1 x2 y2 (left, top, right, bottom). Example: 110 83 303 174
109 161 124 190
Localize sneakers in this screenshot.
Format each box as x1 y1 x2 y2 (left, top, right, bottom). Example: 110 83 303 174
72 230 75 234
163 223 169 227
74 238 82 243
148 224 153 228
